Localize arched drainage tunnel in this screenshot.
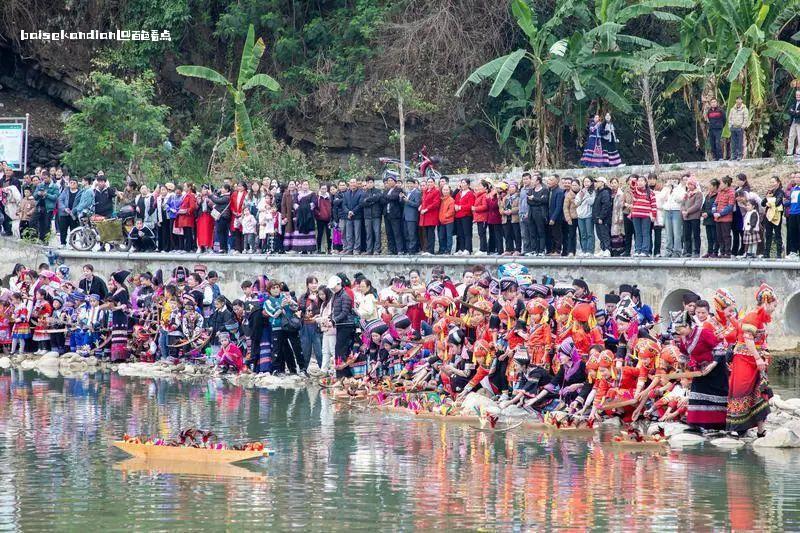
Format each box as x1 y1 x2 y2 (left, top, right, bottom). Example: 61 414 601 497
784 292 800 334
660 289 701 323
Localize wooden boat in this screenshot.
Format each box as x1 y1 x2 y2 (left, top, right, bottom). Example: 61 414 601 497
113 441 271 464
114 458 267 480
544 424 597 435
608 438 668 449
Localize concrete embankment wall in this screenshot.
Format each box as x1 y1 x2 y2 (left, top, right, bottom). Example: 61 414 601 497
2 238 800 350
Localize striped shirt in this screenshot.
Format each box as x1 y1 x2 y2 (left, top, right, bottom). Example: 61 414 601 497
630 188 656 219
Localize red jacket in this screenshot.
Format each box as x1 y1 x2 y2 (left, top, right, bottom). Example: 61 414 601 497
713 187 735 223
229 190 247 230
419 187 442 227
485 193 502 224
175 192 197 228
473 191 488 223
439 195 455 225
454 189 475 219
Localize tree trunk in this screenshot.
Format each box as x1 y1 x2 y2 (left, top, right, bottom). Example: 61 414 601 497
641 76 660 171
128 131 138 178
534 72 548 168
398 96 406 182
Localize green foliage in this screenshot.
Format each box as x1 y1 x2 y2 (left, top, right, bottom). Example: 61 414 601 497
214 0 397 110
94 0 191 72
177 24 280 154
62 71 169 184
212 117 314 185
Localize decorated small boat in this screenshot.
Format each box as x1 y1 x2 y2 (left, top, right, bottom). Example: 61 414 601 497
113 428 273 464
608 427 668 448
543 412 597 434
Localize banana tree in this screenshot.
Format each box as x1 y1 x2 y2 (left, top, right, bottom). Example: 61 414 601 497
177 24 280 155
616 46 701 168
456 0 587 167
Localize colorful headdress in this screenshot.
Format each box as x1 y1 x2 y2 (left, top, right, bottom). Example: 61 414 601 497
756 283 776 305
660 345 681 366
713 288 736 313
634 338 661 361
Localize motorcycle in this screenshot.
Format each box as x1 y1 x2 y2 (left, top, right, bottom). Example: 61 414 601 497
68 205 136 251
379 145 443 181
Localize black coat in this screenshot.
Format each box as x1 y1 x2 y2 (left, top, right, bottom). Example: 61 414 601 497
79 276 108 299
592 187 612 224
331 289 355 327
384 185 405 220
361 188 384 219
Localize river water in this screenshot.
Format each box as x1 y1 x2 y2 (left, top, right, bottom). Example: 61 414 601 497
1 370 799 531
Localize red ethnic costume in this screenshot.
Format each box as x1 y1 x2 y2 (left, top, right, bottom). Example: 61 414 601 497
726 284 775 434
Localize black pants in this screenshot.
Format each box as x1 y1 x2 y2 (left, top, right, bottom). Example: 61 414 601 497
182 227 195 251
595 221 611 251
477 222 489 252
386 217 404 254
716 221 732 256
709 128 724 160
732 228 744 256
231 230 244 252
160 219 175 252
563 221 577 255
38 209 52 242
272 329 300 374
58 216 78 246
489 223 503 254
529 213 547 253
423 226 436 254
623 217 634 255
651 225 663 256
764 220 783 258
705 224 718 255
683 219 701 255
455 216 473 252
404 220 419 253
548 221 563 254
335 325 355 362
787 214 800 255
502 222 521 252
316 219 331 253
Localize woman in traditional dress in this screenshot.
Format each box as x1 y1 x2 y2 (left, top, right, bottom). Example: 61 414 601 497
600 113 622 166
674 311 728 431
32 288 53 354
279 181 297 252
104 270 131 363
726 283 776 437
195 185 215 253
288 180 318 253
580 114 605 167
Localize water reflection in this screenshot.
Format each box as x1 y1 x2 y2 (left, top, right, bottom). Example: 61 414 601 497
0 369 798 530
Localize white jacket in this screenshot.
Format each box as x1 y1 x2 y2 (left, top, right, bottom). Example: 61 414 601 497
2 185 21 220
661 184 686 211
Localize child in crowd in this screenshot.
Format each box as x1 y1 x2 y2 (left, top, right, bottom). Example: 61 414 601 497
10 292 30 355
743 198 761 258
259 203 282 254
241 209 258 253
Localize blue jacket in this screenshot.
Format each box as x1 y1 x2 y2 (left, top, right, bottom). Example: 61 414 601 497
34 181 60 212
548 186 565 223
73 187 95 217
342 189 364 219
57 187 84 217
403 188 422 222
786 186 800 216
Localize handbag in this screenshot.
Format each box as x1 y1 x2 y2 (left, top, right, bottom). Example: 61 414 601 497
284 313 302 333
211 206 227 220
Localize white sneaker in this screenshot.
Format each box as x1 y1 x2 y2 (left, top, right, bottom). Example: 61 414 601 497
594 251 604 257
603 250 611 257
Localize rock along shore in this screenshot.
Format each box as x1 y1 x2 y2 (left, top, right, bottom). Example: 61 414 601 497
4 351 800 450
0 351 311 390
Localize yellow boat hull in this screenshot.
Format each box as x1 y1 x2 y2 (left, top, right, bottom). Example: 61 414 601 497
114 458 267 480
113 441 268 464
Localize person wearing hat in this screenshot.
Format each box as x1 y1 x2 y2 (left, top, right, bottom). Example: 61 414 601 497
592 177 612 256
383 175 405 255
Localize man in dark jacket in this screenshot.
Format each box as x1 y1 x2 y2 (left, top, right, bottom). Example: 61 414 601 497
383 176 405 254
211 185 232 253
592 177 613 256
546 176 565 254
342 179 364 254
331 181 347 252
93 173 117 218
360 177 384 254
79 264 109 299
706 98 726 161
402 178 421 254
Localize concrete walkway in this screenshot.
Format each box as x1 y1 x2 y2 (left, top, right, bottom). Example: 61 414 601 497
53 248 800 271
